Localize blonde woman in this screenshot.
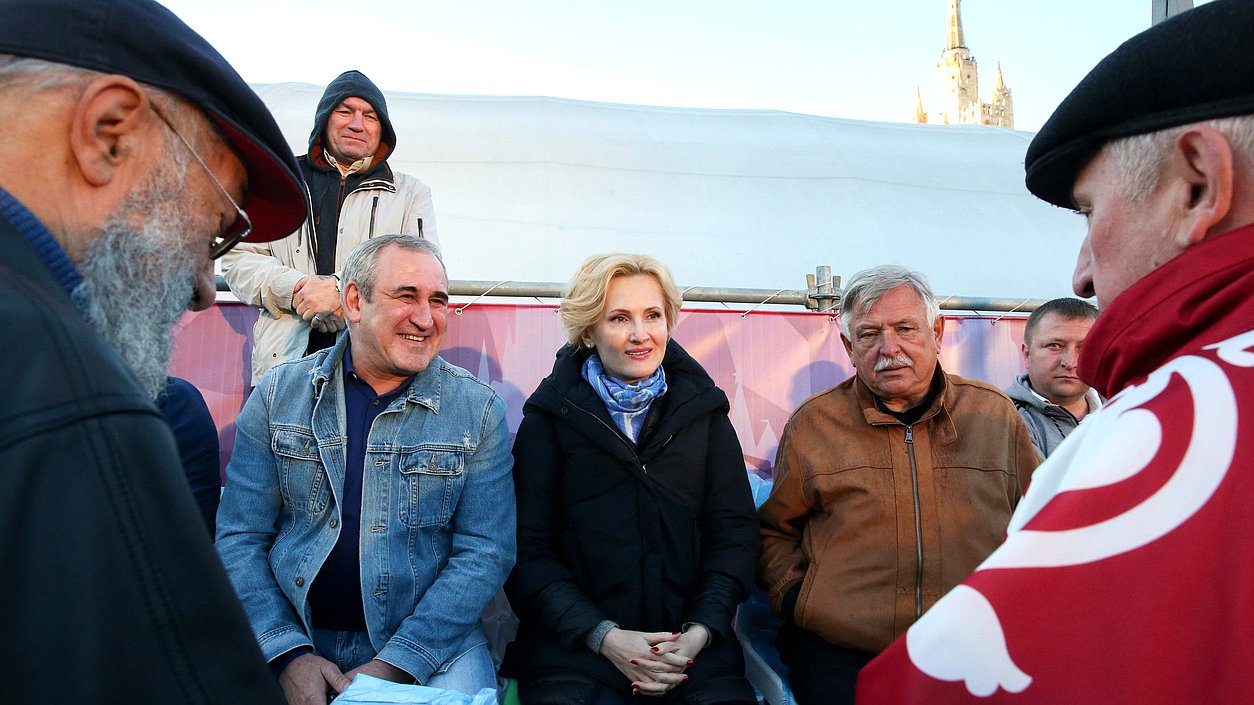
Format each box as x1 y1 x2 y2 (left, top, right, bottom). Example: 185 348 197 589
502 254 759 705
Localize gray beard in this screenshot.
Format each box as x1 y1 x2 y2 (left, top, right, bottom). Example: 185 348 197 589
73 165 199 400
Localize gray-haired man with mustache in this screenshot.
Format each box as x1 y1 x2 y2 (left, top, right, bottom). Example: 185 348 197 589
757 265 1038 705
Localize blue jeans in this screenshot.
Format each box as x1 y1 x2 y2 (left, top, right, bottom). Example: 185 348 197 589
777 623 874 705
311 626 497 696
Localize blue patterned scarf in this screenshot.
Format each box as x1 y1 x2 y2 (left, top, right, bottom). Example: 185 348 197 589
582 353 668 443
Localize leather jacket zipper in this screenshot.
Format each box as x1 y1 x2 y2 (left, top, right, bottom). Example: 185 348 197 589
905 424 923 618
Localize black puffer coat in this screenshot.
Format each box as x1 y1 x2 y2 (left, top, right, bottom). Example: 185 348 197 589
503 340 759 704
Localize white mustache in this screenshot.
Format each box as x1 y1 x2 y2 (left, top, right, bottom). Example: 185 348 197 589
874 355 914 372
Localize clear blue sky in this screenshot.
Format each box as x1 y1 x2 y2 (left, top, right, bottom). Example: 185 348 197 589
159 0 1190 133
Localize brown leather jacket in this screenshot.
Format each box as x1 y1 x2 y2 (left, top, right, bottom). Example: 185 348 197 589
758 369 1038 654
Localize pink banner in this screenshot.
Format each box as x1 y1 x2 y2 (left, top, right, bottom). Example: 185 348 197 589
169 303 1027 480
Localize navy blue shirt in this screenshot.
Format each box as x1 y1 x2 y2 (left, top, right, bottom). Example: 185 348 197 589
0 185 83 304
307 343 414 631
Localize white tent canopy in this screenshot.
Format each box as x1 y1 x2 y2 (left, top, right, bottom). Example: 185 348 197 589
253 83 1085 302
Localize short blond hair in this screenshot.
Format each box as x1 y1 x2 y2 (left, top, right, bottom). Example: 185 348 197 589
560 253 682 347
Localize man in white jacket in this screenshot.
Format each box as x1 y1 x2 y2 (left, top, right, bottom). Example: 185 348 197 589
223 70 438 386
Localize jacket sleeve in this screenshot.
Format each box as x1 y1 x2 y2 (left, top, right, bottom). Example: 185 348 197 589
399 175 439 247
683 412 759 642
220 238 306 318
757 414 815 616
215 374 312 662
506 410 613 651
158 377 222 537
1009 405 1041 503
377 395 516 683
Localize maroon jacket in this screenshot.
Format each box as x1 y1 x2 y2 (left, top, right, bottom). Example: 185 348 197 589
857 223 1254 703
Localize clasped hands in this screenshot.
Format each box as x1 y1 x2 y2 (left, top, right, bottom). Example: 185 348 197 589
599 625 709 697
293 275 345 333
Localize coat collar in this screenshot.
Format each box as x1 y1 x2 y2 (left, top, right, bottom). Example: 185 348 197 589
311 332 444 414
526 339 728 451
0 185 82 304
853 366 958 445
299 152 397 186
1080 223 1254 398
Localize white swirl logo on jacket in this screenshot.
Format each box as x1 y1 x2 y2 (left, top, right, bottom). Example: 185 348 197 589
902 329 1254 697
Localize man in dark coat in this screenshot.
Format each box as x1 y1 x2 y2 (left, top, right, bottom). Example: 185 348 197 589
0 0 306 702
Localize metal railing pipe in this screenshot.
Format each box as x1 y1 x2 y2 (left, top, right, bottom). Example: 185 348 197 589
216 276 1046 314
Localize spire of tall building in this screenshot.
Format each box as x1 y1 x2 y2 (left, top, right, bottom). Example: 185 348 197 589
989 61 1014 128
918 0 1014 129
946 0 966 50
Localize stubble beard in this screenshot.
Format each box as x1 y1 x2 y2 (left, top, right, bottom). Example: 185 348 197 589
73 152 202 400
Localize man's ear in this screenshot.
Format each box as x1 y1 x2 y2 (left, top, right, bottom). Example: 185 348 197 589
840 333 855 367
1171 125 1236 250
1021 341 1030 361
343 281 363 324
932 314 945 347
67 75 150 188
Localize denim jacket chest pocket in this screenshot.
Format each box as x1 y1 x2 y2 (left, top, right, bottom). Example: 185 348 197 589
272 427 332 514
397 447 467 527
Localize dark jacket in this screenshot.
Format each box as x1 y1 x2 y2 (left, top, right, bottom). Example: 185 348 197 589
503 340 758 703
0 216 281 703
157 376 222 537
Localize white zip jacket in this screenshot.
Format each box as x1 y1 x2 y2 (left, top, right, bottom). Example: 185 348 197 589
222 172 438 385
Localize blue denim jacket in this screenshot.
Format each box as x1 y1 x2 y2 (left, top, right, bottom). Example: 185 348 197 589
216 334 516 683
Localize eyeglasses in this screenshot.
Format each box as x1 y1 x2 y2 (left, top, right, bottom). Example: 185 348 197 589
149 103 253 259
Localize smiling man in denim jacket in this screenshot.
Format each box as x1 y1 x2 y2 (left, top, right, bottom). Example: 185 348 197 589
217 234 515 704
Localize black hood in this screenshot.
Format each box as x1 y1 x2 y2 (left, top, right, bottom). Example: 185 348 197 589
308 70 397 159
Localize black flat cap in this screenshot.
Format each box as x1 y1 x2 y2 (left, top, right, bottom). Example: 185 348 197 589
1026 0 1254 209
0 0 306 243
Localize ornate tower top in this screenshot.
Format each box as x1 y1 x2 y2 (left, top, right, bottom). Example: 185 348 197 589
946 0 966 50
919 0 1013 128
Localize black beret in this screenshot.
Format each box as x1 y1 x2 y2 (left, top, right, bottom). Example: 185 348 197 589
0 0 306 243
1025 0 1254 209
